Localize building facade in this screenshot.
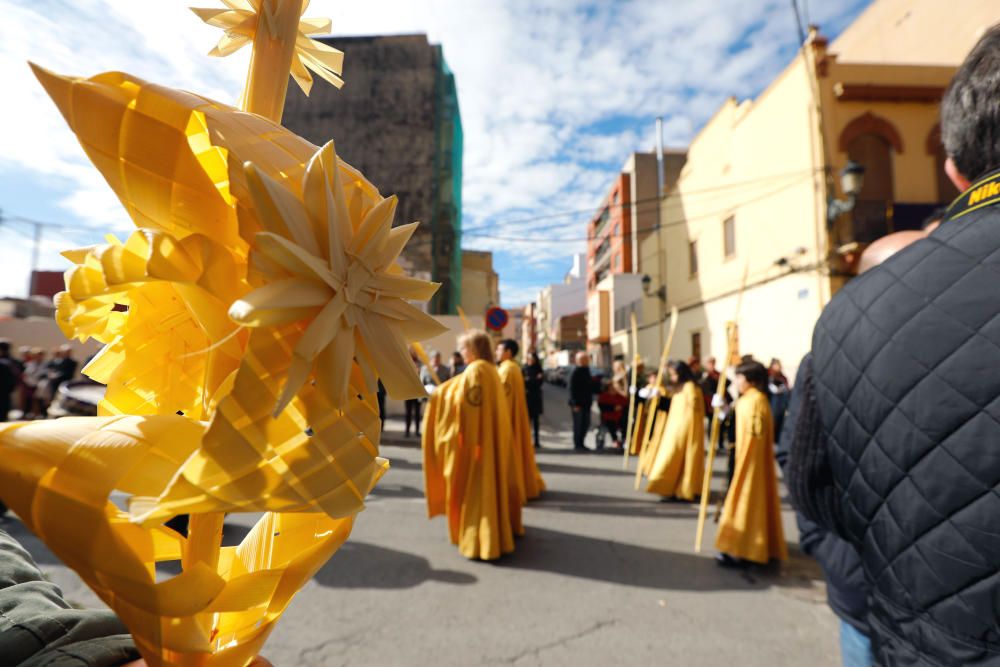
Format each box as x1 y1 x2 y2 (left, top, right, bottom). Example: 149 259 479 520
627 0 998 379
282 34 462 314
460 250 500 321
535 254 587 366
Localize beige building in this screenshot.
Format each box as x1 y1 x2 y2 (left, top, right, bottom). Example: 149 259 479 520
622 0 998 379
534 254 587 365
460 250 500 322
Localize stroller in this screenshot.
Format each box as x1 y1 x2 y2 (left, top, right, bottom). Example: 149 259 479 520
595 380 629 450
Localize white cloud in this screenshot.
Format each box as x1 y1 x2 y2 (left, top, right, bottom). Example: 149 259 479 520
0 0 871 299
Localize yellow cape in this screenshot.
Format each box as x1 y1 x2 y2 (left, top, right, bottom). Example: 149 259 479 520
645 381 705 500
422 360 522 560
715 387 788 563
498 359 546 500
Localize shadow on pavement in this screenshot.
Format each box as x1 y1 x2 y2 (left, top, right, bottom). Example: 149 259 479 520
369 483 424 500
536 460 632 477
530 489 701 519
314 541 477 589
501 526 821 592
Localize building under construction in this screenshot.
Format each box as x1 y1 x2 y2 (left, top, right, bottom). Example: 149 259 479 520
282 34 463 315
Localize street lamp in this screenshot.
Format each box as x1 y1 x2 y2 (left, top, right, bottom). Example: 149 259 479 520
827 160 866 224
641 274 666 301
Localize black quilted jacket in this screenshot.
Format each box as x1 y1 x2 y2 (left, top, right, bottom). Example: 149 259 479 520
810 177 1000 666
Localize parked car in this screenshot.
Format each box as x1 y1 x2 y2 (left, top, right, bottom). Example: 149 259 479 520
544 366 570 386
47 380 104 417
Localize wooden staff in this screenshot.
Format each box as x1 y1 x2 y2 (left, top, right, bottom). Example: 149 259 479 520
634 305 679 490
456 306 471 332
695 263 749 552
622 312 641 470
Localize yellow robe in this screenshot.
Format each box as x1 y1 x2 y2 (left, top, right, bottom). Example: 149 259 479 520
715 387 788 564
422 359 522 560
498 359 546 500
645 381 705 500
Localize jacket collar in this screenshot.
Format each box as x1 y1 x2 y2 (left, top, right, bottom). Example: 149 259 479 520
944 166 1000 222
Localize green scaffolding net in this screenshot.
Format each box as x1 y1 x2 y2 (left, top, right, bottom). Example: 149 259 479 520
430 46 463 315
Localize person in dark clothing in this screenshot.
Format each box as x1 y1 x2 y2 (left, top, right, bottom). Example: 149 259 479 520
567 351 593 451
767 358 790 445
777 355 870 667
794 27 1000 666
0 527 140 666
0 340 19 423
376 380 387 428
523 351 544 448
0 527 274 666
404 351 423 437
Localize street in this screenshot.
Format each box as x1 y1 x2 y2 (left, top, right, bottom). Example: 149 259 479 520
2 383 838 666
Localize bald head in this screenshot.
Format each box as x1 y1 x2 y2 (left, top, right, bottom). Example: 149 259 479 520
575 351 589 367
857 230 927 275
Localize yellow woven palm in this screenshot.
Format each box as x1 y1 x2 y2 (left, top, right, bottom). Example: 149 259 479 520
0 3 446 665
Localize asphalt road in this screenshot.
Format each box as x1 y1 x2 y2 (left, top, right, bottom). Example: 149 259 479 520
2 383 840 666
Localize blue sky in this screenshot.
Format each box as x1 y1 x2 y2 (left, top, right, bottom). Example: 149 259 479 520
0 0 871 306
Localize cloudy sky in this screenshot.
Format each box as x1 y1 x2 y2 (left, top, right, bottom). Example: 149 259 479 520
0 0 871 306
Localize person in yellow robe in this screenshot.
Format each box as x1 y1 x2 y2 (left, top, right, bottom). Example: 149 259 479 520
645 361 705 501
423 330 523 560
633 372 668 457
496 339 546 500
715 360 788 566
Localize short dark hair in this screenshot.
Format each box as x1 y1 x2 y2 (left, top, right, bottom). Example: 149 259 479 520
500 338 519 358
668 360 695 384
941 24 1000 181
735 360 768 391
0 340 9 356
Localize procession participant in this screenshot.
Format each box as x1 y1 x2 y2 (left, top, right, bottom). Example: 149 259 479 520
496 339 545 500
423 330 522 560
645 360 705 501
637 372 671 464
715 360 787 567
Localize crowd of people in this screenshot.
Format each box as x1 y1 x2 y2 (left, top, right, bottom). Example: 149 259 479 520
0 341 78 422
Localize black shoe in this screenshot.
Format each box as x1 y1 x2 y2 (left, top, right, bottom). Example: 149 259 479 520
715 553 746 569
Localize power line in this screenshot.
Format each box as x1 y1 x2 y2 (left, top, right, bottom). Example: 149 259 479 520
460 168 821 234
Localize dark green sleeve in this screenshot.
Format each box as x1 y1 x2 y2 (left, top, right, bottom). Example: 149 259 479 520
0 528 140 667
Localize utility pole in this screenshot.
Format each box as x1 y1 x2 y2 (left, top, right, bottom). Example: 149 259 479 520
0 211 56 296
655 117 666 351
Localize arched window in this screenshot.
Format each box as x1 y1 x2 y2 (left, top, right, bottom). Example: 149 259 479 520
847 133 895 243
837 113 904 242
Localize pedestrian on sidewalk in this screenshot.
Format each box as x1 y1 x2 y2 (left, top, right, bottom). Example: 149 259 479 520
523 351 544 448
0 341 19 423
421 350 452 386
404 349 423 438
568 351 594 451
767 358 790 444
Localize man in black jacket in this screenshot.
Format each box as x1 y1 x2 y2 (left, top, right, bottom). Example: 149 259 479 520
794 25 1000 666
778 355 870 667
568 351 593 451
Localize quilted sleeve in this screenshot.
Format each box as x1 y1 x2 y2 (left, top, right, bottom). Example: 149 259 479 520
0 529 140 667
784 354 846 538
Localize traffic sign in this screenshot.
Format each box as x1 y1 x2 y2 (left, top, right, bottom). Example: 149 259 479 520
485 306 509 331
